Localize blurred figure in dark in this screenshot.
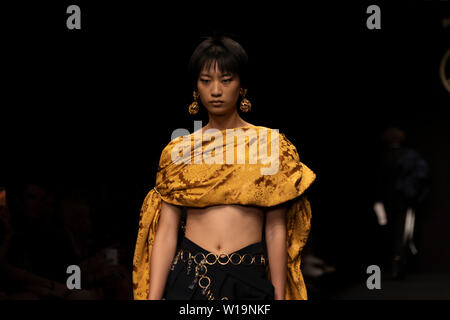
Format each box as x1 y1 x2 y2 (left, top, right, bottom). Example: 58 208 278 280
0 186 14 298
373 127 430 280
0 184 73 299
301 232 336 298
48 184 133 299
1 184 133 300
6 184 76 282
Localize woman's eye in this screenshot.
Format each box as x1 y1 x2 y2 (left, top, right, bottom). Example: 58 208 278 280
223 78 232 83
200 79 210 83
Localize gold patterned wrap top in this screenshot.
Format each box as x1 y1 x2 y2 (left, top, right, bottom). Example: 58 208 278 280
133 126 316 300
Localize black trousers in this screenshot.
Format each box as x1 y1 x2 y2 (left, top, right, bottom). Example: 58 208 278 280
163 236 275 300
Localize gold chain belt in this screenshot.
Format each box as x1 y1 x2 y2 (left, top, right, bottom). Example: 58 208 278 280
176 249 267 266
169 248 267 300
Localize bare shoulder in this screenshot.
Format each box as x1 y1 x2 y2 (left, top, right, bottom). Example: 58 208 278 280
242 121 257 127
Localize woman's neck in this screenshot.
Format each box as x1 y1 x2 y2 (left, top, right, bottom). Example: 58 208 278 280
203 113 251 133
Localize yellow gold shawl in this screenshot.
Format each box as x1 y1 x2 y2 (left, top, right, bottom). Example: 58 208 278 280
133 126 316 300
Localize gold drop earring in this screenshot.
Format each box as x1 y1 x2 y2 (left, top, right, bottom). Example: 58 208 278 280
188 91 200 115
240 88 252 112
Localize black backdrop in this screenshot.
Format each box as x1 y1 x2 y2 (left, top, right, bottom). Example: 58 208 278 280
1 1 449 297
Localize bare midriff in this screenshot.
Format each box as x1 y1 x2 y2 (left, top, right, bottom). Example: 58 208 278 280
185 204 265 256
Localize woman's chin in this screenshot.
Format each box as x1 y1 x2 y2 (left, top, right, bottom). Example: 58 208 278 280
206 107 231 116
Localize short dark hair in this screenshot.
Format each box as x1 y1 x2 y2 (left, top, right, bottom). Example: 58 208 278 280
188 35 249 90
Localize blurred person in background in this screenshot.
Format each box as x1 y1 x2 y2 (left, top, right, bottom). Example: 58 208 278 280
0 184 76 299
373 127 430 280
1 184 132 299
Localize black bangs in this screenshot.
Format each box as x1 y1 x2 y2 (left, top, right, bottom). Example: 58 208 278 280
188 35 249 90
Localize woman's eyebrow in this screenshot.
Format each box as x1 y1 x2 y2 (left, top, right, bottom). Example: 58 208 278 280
199 72 233 77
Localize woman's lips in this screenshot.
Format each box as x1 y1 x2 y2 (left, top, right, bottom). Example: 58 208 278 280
210 101 224 106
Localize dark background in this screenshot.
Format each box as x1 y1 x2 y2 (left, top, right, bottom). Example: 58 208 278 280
1 1 449 299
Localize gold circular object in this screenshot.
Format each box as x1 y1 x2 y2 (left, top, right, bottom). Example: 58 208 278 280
188 101 199 115
440 48 450 94
199 276 211 289
197 264 208 276
193 252 206 264
241 254 255 265
205 253 219 265
230 253 242 265
240 98 252 112
218 254 231 265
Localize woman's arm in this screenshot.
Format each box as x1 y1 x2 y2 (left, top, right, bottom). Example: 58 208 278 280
148 200 182 300
265 203 288 300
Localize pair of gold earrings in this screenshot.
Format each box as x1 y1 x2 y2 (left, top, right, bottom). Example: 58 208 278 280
188 88 252 115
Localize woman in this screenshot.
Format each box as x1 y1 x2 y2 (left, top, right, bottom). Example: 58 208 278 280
133 35 316 300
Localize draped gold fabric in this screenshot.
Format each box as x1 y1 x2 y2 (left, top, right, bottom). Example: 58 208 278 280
133 125 316 300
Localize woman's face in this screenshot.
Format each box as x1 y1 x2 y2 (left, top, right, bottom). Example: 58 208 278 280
197 62 241 116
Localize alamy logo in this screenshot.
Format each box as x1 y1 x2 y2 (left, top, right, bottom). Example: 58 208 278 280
366 5 381 30
170 121 280 175
66 5 81 30
366 265 382 290
66 265 82 290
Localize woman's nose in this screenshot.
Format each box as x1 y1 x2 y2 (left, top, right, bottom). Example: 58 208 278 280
211 81 222 96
